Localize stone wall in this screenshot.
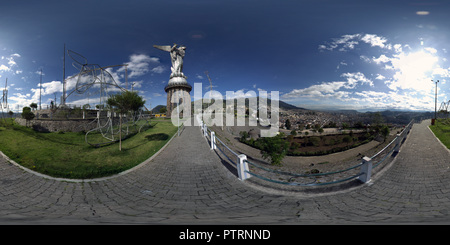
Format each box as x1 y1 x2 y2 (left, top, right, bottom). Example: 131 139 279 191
14 118 118 133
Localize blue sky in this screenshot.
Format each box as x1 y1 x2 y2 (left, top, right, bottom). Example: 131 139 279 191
1 0 450 112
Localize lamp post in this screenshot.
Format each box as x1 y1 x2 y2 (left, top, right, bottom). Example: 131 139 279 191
432 79 439 125
176 90 181 136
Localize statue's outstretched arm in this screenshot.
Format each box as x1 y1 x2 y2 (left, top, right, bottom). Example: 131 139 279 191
153 45 172 52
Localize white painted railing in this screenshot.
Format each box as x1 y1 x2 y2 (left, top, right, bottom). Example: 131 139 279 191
197 113 414 186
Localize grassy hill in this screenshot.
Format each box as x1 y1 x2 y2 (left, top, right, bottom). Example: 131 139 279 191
429 118 450 149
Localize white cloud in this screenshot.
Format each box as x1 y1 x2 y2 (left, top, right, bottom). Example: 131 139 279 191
336 61 348 69
151 65 165 74
42 81 63 95
424 47 437 54
319 34 361 51
372 54 391 65
282 81 344 99
6 53 20 67
311 33 450 111
375 74 385 80
118 54 161 78
8 92 32 110
319 33 401 53
353 90 434 111
360 55 371 63
416 11 430 16
361 34 389 49
224 89 257 100
0 53 22 75
432 67 450 77
341 72 373 88
393 44 403 53
130 80 143 89
0 64 10 72
283 72 373 100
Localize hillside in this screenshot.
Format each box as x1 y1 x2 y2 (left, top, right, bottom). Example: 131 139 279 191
150 105 166 114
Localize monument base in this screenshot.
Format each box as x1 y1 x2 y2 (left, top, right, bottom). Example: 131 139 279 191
164 76 192 118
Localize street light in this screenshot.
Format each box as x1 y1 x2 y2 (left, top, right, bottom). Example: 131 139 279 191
432 79 439 125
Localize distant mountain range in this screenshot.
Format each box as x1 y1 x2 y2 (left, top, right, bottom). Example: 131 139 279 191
368 110 434 124
151 97 305 114
150 98 434 125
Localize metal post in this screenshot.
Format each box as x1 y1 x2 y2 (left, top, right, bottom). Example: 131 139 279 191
210 131 216 150
177 101 179 136
393 133 401 154
237 154 251 180
358 156 372 183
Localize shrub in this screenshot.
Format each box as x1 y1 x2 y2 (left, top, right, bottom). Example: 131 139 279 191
258 133 289 165
21 106 35 126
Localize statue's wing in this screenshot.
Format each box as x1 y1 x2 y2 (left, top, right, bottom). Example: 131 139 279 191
153 45 172 52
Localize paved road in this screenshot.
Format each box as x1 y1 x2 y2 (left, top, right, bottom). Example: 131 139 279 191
1 119 450 224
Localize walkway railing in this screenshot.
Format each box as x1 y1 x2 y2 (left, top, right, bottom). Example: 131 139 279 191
196 114 413 186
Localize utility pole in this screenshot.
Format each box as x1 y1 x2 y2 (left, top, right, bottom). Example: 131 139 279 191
62 43 66 106
205 71 213 98
39 69 42 110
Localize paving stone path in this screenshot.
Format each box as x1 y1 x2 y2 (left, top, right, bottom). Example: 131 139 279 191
0 119 449 224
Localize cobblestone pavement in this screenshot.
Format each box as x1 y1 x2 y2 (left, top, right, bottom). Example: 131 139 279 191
0 119 449 224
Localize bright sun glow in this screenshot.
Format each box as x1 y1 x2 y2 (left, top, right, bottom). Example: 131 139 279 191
389 49 438 92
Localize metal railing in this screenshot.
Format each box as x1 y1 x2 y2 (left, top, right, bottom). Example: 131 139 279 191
197 114 413 186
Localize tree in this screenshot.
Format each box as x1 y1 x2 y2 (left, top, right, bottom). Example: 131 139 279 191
21 106 35 127
258 133 289 165
290 129 297 136
285 119 291 130
318 127 324 134
107 91 146 151
380 125 390 142
239 131 249 142
7 110 14 126
30 102 38 111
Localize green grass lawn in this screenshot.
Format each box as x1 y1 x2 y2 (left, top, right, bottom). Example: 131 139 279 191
429 118 450 149
0 118 177 179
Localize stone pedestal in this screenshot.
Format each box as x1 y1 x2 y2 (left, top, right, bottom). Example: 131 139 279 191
164 75 192 118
